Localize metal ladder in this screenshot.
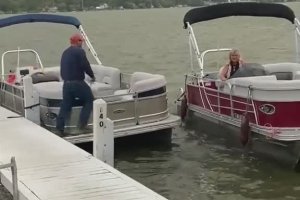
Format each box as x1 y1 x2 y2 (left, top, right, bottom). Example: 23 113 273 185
0 157 19 200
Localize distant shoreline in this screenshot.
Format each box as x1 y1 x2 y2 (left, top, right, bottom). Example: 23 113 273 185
0 6 190 15
0 1 294 15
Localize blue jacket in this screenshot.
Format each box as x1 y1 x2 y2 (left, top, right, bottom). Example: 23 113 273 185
60 46 95 81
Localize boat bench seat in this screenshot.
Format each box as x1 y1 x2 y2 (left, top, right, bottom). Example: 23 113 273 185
43 65 121 88
227 75 277 88
111 72 167 101
89 65 121 90
220 75 276 94
34 65 121 99
129 72 166 94
263 62 300 80
33 81 114 100
221 75 300 100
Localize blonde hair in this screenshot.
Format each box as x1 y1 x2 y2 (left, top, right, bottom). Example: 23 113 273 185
228 49 241 61
229 49 240 56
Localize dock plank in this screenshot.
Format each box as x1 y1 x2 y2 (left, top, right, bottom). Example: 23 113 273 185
0 111 167 200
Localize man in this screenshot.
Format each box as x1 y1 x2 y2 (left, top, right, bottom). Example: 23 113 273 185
56 33 95 136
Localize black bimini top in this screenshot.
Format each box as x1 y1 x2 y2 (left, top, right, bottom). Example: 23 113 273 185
183 2 295 28
0 14 81 29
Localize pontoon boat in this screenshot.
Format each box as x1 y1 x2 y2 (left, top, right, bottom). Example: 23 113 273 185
176 2 300 170
0 14 180 144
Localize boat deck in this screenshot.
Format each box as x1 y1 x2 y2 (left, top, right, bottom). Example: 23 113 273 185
0 107 167 200
66 114 180 144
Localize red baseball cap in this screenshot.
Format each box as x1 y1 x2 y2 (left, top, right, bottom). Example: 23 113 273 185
70 33 84 44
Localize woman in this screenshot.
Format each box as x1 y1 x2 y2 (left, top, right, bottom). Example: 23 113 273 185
219 49 244 81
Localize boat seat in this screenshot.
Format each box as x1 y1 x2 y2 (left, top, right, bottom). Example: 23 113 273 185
130 72 166 94
293 71 300 80
90 82 114 98
263 62 300 80
43 65 121 89
31 72 60 84
43 67 62 81
227 75 277 88
34 65 121 99
220 75 276 94
110 72 167 101
33 81 63 100
33 81 114 100
219 75 300 101
88 65 121 89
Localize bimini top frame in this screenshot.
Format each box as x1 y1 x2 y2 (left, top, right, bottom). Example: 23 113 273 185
183 2 300 78
0 14 102 65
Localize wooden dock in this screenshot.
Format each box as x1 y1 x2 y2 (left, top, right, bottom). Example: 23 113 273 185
0 107 167 200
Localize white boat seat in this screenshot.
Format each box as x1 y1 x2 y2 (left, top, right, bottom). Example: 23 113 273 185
90 82 114 97
293 71 300 80
33 81 63 99
263 62 300 80
113 89 133 101
43 67 62 81
31 72 60 84
33 81 114 100
89 65 121 90
34 65 120 99
130 72 166 93
219 75 276 94
107 72 167 102
227 75 277 88
217 75 300 101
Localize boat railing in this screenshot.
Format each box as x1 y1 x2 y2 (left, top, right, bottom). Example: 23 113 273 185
215 79 257 124
1 48 44 80
186 74 258 124
0 80 24 116
200 48 232 70
294 18 300 63
0 157 19 200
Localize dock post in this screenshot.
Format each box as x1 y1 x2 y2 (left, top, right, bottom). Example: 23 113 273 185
23 76 40 125
93 99 114 167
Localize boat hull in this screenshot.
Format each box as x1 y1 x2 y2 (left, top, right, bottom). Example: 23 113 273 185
181 107 300 171
0 80 181 143
185 82 300 141
39 93 169 133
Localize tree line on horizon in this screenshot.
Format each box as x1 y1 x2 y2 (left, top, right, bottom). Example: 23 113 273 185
0 0 293 13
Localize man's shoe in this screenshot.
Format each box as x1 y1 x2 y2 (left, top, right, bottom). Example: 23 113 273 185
53 129 66 137
78 125 93 134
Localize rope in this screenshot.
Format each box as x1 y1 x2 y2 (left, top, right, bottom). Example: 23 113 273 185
24 103 40 110
264 123 280 139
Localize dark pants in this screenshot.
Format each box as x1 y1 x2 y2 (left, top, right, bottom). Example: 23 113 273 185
56 80 94 132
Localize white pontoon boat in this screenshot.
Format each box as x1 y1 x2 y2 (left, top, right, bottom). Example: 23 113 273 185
176 2 300 170
0 14 180 144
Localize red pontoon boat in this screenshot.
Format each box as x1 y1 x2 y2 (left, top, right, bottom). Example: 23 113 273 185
177 2 300 170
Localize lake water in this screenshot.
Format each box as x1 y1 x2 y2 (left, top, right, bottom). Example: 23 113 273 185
1 2 300 199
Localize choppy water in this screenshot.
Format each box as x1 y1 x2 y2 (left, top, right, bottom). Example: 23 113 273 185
1 2 300 199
